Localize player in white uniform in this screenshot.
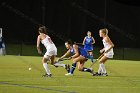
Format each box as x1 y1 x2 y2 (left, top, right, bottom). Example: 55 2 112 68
94 28 114 76
37 26 57 77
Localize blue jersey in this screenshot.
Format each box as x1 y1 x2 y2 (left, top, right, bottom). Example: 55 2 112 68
84 36 93 51
70 45 88 59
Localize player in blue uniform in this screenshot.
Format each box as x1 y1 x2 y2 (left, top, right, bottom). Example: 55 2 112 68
83 31 95 63
59 41 94 76
0 37 6 55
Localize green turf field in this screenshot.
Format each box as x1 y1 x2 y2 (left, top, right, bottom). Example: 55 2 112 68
0 55 140 93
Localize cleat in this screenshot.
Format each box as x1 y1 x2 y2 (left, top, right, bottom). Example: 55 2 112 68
102 73 108 76
54 65 58 68
42 74 47 77
54 60 63 68
97 73 102 76
65 73 73 76
42 74 52 77
93 72 101 76
47 74 52 77
54 61 60 68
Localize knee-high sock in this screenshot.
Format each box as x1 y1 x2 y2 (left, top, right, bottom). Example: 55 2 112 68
70 63 77 74
54 62 65 68
82 67 92 73
90 55 94 63
100 63 106 74
43 63 51 75
98 64 102 74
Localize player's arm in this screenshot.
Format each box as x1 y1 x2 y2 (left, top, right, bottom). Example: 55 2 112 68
100 48 105 53
37 35 42 54
82 37 86 45
92 37 95 44
104 37 114 53
70 44 79 59
60 49 71 59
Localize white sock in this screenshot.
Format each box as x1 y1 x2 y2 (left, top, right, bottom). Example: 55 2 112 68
100 63 106 74
43 63 51 75
98 64 102 74
54 62 65 68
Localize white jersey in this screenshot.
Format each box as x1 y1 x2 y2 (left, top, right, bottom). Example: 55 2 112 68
41 35 57 56
103 39 114 58
41 35 55 49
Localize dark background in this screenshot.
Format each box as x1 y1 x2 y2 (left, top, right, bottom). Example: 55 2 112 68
0 0 140 47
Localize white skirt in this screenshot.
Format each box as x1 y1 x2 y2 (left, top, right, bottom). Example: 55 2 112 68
104 53 113 58
44 45 57 58
104 48 114 58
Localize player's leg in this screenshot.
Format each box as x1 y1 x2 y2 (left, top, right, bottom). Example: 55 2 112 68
65 57 82 76
49 48 70 73
50 55 55 65
89 51 94 63
78 60 93 75
53 57 66 68
53 60 65 68
98 56 108 76
53 59 70 73
2 48 6 55
42 55 52 77
42 49 56 77
0 48 2 55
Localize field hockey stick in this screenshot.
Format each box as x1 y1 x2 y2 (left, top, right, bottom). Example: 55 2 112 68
89 53 104 68
57 58 69 61
73 41 83 45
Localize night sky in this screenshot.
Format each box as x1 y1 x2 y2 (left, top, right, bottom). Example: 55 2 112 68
0 0 140 47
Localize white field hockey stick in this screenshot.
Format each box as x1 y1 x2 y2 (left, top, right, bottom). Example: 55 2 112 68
89 53 104 68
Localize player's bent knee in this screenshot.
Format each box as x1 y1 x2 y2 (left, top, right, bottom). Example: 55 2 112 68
42 57 49 63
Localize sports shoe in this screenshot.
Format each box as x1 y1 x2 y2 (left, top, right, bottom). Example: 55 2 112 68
53 61 60 68
102 73 108 76
42 74 52 77
65 64 70 73
65 73 73 76
93 72 101 76
54 65 58 68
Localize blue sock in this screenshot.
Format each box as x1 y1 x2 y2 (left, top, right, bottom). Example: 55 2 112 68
70 63 77 74
90 55 94 63
82 67 92 72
